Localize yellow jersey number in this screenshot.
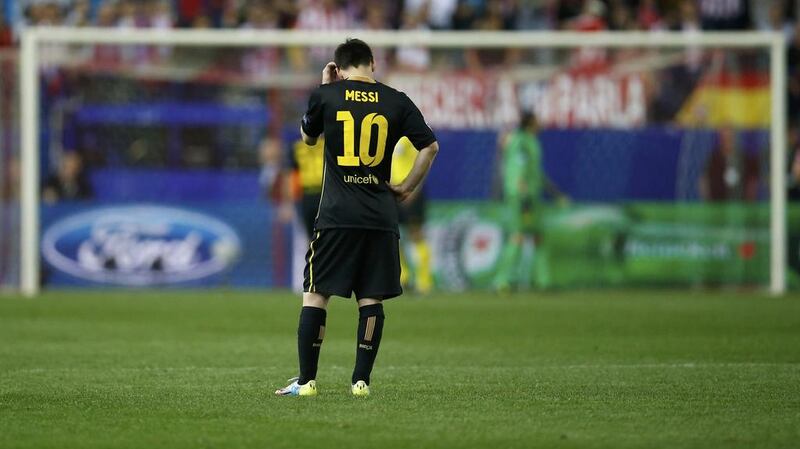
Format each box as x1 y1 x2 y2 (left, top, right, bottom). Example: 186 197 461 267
336 111 388 167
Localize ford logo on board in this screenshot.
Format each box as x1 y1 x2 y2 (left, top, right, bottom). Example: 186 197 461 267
42 205 241 285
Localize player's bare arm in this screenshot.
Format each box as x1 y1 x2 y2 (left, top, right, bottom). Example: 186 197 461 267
320 61 340 85
388 141 439 203
301 61 341 146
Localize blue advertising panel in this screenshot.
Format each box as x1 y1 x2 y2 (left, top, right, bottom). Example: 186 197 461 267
41 201 290 288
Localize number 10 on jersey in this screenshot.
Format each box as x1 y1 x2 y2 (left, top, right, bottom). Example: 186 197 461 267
336 111 388 167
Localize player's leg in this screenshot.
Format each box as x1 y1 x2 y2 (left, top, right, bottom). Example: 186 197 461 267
277 291 329 396
277 230 356 396
407 193 432 294
298 231 335 386
350 231 402 394
297 292 329 384
493 233 522 289
493 198 525 291
532 233 552 289
351 297 385 392
397 200 413 290
409 223 432 294
398 236 412 289
524 206 550 290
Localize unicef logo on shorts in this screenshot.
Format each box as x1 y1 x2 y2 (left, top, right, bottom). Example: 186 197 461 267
42 206 241 285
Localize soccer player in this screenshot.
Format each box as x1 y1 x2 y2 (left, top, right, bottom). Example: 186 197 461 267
289 136 325 237
275 39 439 397
492 110 567 292
391 137 433 294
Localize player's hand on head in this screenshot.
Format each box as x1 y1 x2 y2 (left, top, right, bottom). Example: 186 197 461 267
321 62 339 84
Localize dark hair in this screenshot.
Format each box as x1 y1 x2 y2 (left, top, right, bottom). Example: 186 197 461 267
519 110 537 129
334 38 374 70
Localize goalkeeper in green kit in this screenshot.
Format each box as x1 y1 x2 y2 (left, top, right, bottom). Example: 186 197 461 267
492 110 567 292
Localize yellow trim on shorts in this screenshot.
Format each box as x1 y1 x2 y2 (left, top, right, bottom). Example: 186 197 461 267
309 231 320 292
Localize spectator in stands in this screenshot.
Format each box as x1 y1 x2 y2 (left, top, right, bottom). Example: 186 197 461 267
637 0 663 30
698 0 750 30
609 0 636 31
221 3 241 28
699 127 760 202
191 13 213 28
514 0 556 30
566 0 607 31
465 0 519 69
241 0 281 76
65 0 91 27
0 9 13 47
96 2 119 27
292 0 352 70
117 0 154 64
556 0 585 29
405 0 458 30
242 0 279 29
451 0 476 30
274 0 299 28
149 1 174 29
117 0 140 28
25 1 65 26
203 0 227 28
759 1 795 42
362 7 390 75
177 0 205 27
42 152 94 203
674 0 703 71
148 1 174 60
396 10 432 71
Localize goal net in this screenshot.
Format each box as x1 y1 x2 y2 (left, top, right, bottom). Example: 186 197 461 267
13 29 787 295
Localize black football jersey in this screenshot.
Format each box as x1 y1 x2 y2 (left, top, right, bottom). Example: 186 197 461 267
301 78 436 234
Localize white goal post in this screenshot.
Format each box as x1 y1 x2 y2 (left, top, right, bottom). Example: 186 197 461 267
18 28 787 296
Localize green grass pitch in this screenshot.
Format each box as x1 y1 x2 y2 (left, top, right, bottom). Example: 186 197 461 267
1 290 799 448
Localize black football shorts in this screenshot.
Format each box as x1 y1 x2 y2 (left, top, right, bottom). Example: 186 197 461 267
303 229 402 300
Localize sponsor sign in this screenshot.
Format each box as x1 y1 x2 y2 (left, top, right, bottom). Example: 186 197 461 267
42 205 241 286
387 74 518 129
388 67 646 130
519 72 646 128
424 202 776 289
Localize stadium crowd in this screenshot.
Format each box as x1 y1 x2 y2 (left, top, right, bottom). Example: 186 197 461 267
0 0 797 39
2 0 800 194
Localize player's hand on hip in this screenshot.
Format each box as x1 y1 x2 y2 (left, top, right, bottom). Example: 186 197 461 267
387 182 412 203
322 62 339 84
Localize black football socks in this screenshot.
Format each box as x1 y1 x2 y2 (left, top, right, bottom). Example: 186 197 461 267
351 303 385 385
297 306 326 384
